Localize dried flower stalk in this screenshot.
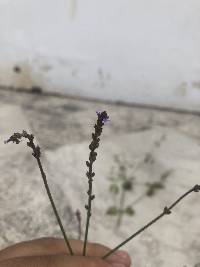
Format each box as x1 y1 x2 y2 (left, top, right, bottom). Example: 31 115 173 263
4 131 74 255
82 111 109 256
101 184 200 259
75 209 82 240
3 111 200 264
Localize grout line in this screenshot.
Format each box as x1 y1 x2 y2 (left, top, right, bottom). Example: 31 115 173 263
1 85 200 117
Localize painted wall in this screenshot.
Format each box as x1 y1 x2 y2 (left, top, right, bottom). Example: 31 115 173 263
0 0 200 111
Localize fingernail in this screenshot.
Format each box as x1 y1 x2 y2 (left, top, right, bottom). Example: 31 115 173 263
111 263 126 267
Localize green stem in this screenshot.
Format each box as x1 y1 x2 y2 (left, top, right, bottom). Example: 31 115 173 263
78 220 82 240
82 110 109 256
76 210 82 240
5 131 75 255
116 188 126 229
128 192 146 207
83 207 90 255
101 186 198 260
36 158 74 255
82 171 93 255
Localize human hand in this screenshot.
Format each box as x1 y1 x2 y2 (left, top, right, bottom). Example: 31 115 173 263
0 237 132 267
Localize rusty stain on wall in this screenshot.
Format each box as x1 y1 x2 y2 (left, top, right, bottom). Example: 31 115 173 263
0 61 34 89
13 61 38 89
69 0 77 20
176 82 187 97
0 60 49 90
176 80 200 97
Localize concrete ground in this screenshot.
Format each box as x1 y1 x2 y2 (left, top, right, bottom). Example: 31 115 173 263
0 88 200 267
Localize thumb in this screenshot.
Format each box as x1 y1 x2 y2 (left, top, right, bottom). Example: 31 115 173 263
0 254 112 267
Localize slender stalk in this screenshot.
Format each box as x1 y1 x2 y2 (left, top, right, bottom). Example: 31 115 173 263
116 188 126 229
75 209 82 240
101 184 200 260
4 131 74 255
128 192 146 207
36 157 74 255
82 111 109 256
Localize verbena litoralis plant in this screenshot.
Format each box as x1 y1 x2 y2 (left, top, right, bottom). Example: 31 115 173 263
82 110 110 256
106 155 135 229
75 209 82 240
3 131 74 255
4 110 200 261
106 154 172 229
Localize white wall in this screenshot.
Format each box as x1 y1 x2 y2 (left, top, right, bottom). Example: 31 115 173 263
0 0 200 111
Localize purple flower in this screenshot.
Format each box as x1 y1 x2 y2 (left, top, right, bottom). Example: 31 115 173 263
96 110 110 124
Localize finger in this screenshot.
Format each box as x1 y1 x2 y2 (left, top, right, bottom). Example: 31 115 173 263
0 238 85 260
0 237 131 266
0 254 111 267
87 241 131 267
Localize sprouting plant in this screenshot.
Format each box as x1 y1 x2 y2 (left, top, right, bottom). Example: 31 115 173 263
106 154 135 229
145 169 173 197
4 110 200 262
102 184 200 260
106 152 173 229
75 209 82 240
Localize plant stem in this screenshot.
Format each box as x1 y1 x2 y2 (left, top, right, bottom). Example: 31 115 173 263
128 192 146 207
75 209 82 240
101 184 200 260
83 111 109 256
5 131 74 255
116 188 126 229
36 158 74 255
78 219 82 240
